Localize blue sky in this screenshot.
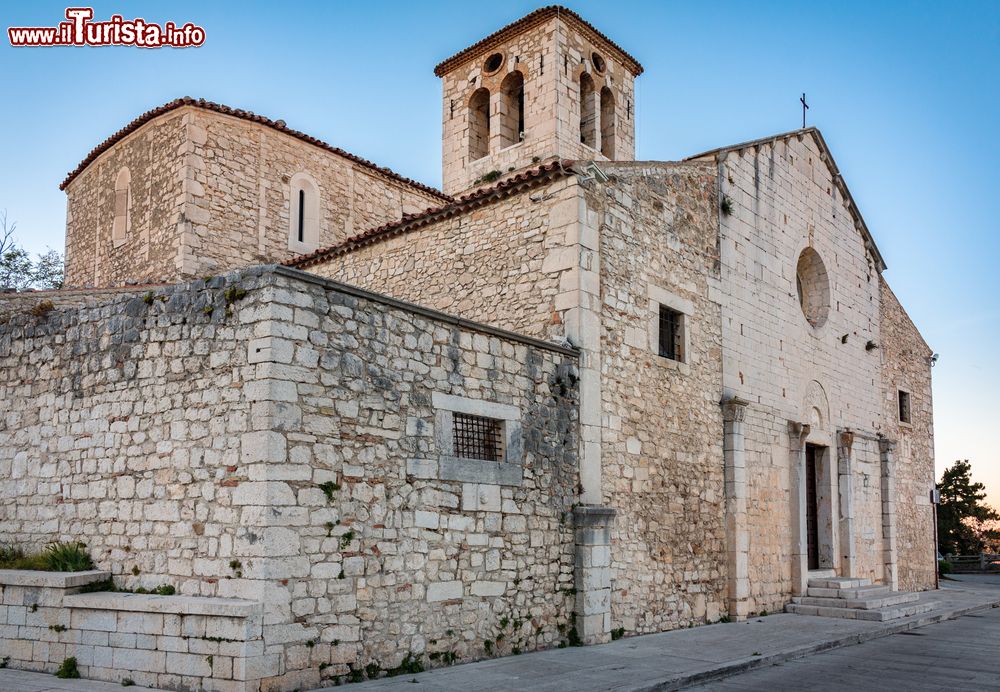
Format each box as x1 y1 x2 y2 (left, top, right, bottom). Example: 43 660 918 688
2 1 998 502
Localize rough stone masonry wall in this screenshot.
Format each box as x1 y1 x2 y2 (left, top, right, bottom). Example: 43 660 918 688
594 162 728 633
879 277 936 591
713 134 884 611
307 175 580 341
0 266 580 690
63 111 188 288
184 109 444 277
62 106 444 289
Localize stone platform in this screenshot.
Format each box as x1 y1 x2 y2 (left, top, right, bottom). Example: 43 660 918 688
785 576 934 621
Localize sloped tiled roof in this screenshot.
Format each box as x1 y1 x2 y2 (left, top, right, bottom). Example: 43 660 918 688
288 160 575 269
686 127 887 272
59 97 451 202
433 6 643 77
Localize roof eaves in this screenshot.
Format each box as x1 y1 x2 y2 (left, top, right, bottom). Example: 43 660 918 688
684 127 887 273
287 160 576 269
433 6 643 77
59 97 452 203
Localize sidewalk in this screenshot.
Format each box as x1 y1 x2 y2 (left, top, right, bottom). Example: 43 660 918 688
0 577 997 692
322 576 1000 692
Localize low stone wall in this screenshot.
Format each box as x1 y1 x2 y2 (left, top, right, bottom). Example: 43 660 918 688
0 570 263 691
0 265 582 690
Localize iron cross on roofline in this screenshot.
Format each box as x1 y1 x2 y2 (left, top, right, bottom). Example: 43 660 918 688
801 93 809 128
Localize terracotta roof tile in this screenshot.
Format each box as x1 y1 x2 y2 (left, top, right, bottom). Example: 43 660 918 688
288 160 576 269
433 6 643 77
59 97 451 202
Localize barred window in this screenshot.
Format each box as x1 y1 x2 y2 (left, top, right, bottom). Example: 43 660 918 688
658 305 683 361
453 412 504 462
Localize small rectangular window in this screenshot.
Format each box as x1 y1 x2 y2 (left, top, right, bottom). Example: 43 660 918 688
453 412 504 462
658 305 683 362
898 390 911 424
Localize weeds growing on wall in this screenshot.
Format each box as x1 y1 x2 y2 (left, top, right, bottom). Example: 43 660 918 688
0 542 94 572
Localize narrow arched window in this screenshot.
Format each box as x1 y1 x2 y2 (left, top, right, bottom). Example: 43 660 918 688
469 88 491 160
600 87 616 159
497 71 525 149
579 73 596 149
288 173 320 252
111 167 131 248
297 189 305 243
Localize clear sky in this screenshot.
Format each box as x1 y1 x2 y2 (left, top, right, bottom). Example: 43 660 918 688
2 1 998 501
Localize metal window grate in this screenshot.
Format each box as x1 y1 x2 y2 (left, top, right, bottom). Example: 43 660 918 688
453 412 504 462
658 305 681 361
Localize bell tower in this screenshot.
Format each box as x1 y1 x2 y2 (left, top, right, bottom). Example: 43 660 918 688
435 7 643 196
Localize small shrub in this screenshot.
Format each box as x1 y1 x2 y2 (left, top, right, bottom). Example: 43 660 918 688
340 530 356 550
55 656 80 679
154 584 176 596
142 292 155 305
717 615 732 624
481 170 502 183
131 565 140 576
122 677 135 686
201 305 214 315
224 286 247 304
49 624 67 633
386 652 424 677
365 662 381 680
318 481 341 502
42 542 94 572
0 656 8 668
78 578 119 594
720 195 734 216
567 627 582 647
939 559 953 575
611 627 625 640
30 300 55 317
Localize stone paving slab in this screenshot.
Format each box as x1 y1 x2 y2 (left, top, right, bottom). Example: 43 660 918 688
1 577 996 692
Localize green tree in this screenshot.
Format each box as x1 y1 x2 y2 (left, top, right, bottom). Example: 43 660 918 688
0 210 64 290
937 459 1000 555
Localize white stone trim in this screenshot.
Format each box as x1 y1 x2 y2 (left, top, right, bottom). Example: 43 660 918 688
431 392 519 420
427 392 524 485
287 171 321 254
0 569 110 588
647 282 692 368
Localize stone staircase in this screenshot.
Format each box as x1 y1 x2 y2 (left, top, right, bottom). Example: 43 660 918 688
785 575 934 622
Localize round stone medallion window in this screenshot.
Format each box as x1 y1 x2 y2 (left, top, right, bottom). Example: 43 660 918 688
483 52 504 74
591 52 606 73
796 247 831 328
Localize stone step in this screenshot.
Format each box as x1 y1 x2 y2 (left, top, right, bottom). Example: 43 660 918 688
791 591 919 610
807 569 837 579
807 584 891 599
785 599 933 622
808 576 872 590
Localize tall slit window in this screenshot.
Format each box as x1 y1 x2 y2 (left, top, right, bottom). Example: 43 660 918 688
453 412 504 461
468 87 491 161
658 305 684 362
111 167 131 248
297 189 305 243
288 173 320 252
579 73 596 148
600 87 616 158
497 71 525 148
898 390 911 424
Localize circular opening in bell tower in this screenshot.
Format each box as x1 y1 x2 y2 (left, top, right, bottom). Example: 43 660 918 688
484 53 504 74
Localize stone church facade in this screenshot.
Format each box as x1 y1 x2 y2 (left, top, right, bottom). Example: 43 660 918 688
0 7 935 691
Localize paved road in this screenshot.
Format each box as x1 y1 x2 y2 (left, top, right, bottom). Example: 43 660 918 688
692 605 1000 691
